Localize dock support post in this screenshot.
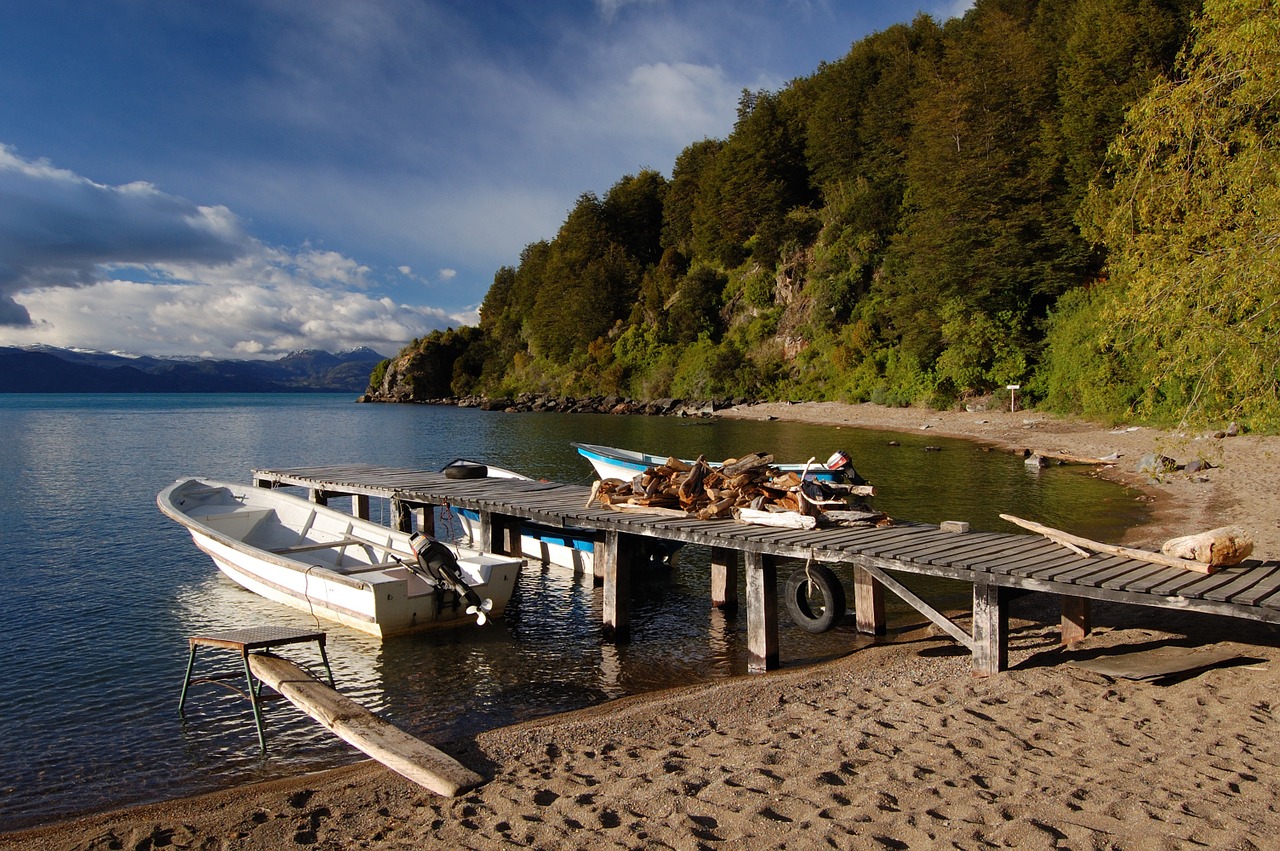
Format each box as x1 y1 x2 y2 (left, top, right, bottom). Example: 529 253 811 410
417 504 435 537
600 530 633 642
710 547 738 611
480 512 519 556
972 579 1009 677
1061 596 1090 645
852 566 886 635
745 552 778 672
353 494 370 521
391 498 412 533
310 489 329 507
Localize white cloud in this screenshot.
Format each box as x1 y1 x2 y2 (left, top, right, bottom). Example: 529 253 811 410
5 253 455 358
0 144 249 325
0 145 457 357
438 268 457 281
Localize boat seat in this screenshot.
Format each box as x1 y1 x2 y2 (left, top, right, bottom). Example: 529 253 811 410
270 536 366 555
196 509 275 537
338 560 405 575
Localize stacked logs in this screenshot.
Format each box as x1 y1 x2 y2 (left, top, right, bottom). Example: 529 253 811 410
590 452 885 527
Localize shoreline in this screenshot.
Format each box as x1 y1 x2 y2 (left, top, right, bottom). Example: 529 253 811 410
7 402 1280 849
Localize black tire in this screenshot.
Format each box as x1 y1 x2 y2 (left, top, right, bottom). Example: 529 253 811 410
784 565 846 633
444 463 488 480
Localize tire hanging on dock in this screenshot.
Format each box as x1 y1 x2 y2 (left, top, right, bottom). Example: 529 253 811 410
783 564 846 633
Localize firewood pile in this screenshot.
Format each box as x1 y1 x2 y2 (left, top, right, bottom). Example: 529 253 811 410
589 452 888 529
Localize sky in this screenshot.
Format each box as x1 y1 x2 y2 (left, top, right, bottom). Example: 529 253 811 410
0 0 971 360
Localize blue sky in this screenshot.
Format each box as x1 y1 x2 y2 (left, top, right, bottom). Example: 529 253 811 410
0 0 970 359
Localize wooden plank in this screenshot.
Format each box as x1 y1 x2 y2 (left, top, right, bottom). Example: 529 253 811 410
975 546 1084 577
1054 558 1161 589
744 552 778 673
889 531 1009 563
247 653 483 797
917 535 1046 569
879 530 1009 563
1018 553 1132 585
1203 564 1280 605
1099 562 1174 592
862 529 961 559
1234 565 1280 606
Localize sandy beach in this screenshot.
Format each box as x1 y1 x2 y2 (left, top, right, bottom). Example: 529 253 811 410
7 402 1280 850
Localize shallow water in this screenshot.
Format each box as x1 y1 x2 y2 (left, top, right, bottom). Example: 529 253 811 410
0 395 1144 830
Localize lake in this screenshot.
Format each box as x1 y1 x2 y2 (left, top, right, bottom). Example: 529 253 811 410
0 394 1144 831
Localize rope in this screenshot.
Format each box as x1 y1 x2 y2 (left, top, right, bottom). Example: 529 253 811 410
302 564 324 629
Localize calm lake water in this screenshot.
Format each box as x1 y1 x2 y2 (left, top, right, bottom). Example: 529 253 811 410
0 394 1145 831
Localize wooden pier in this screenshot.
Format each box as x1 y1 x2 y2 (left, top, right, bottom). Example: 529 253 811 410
252 464 1280 676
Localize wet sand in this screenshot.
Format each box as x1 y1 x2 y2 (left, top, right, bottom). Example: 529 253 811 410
7 402 1279 850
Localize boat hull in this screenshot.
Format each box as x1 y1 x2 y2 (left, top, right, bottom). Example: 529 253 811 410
572 442 854 484
159 479 522 639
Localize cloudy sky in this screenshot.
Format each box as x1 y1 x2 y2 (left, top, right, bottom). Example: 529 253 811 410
0 0 969 359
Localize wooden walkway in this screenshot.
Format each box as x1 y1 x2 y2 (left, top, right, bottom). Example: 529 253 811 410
251 464 1280 675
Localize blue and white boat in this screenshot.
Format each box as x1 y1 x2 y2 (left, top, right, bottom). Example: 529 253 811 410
572 442 863 485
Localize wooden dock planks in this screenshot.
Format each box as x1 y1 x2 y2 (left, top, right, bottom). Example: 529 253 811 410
251 464 1280 675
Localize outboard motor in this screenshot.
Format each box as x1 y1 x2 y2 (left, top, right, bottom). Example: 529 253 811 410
408 532 494 625
825 450 868 486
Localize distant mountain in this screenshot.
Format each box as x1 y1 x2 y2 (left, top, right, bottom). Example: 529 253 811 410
0 345 388 393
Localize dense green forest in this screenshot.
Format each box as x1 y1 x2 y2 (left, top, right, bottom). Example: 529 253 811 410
372 0 1280 431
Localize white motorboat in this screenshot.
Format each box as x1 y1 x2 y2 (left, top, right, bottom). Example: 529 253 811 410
572 442 864 485
158 478 522 639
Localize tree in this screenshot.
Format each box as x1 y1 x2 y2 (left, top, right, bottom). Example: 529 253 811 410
602 170 667 268
883 0 1085 380
1078 0 1280 427
1055 0 1199 203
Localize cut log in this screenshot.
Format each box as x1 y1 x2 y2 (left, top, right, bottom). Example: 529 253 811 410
1161 526 1253 567
247 653 482 796
720 453 774 477
999 514 1215 574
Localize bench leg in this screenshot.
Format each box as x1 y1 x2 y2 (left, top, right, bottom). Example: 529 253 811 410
178 645 198 717
242 652 268 753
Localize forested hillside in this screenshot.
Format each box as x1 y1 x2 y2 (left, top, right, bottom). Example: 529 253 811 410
371 0 1280 430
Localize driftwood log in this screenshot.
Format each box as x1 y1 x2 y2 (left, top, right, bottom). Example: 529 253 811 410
1000 514 1220 574
1161 526 1253 567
